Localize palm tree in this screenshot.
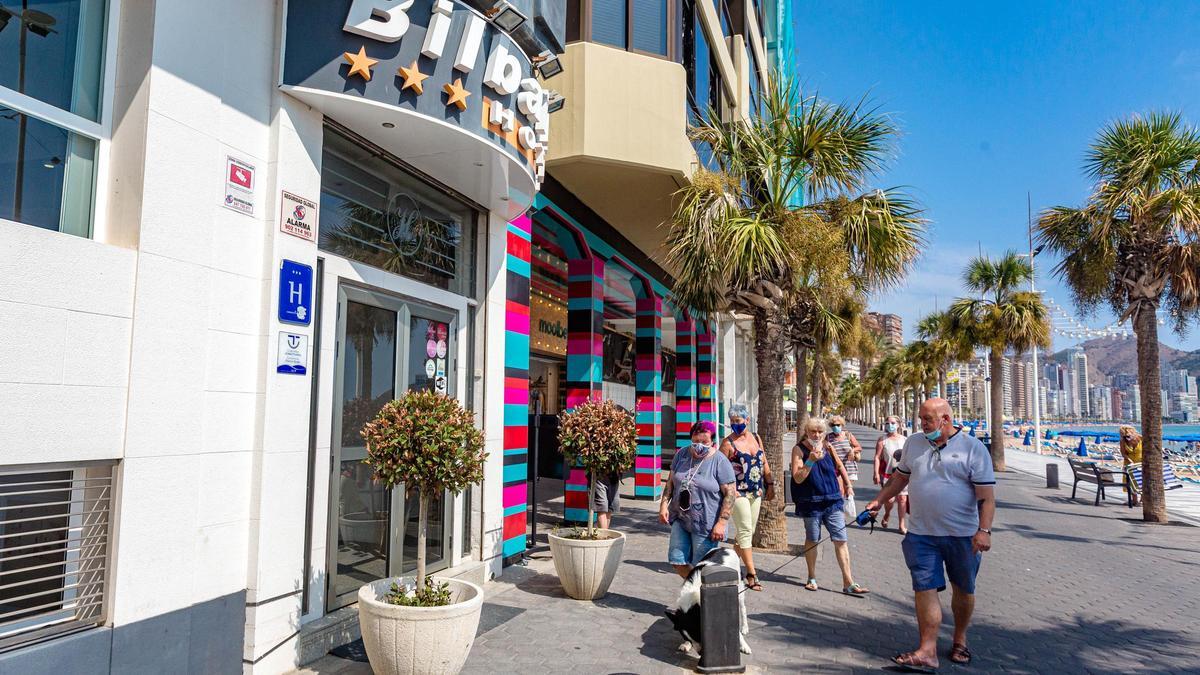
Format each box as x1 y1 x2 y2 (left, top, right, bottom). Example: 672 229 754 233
1037 112 1200 523
948 253 1050 471
916 311 975 399
665 76 925 551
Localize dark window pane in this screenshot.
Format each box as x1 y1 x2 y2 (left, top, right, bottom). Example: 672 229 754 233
319 129 475 295
0 471 72 623
0 0 107 120
566 0 583 42
631 0 668 56
0 109 94 236
591 0 628 49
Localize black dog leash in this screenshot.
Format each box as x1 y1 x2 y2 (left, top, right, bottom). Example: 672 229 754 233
741 509 878 593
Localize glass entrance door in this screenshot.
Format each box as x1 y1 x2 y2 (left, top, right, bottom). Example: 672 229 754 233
327 285 457 610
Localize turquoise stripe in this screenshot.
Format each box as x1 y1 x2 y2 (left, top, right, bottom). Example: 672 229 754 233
504 403 527 427
634 467 660 474
504 463 527 484
564 483 589 492
564 507 589 523
503 448 527 457
507 223 531 241
505 333 529 365
507 256 531 279
565 361 601 382
502 536 526 557
634 485 661 497
503 504 525 517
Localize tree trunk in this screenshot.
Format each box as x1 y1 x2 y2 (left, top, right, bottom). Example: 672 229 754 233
939 369 948 400
752 311 789 551
1134 304 1168 523
794 345 810 427
587 470 596 537
989 347 1007 471
894 384 902 419
416 488 429 588
810 358 823 417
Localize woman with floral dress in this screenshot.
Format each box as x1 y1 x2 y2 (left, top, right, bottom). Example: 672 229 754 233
720 404 774 591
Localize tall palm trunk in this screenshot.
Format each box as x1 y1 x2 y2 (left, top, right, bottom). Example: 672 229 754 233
938 369 948 400
1134 304 1168 523
989 347 1006 471
893 384 902 418
794 345 810 426
810 359 823 417
752 311 789 550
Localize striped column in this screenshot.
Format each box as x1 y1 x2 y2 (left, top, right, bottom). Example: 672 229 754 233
697 319 717 427
675 318 696 455
564 258 604 524
634 296 663 499
501 214 532 566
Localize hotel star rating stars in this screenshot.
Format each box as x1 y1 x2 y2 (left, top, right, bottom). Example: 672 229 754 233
343 46 468 110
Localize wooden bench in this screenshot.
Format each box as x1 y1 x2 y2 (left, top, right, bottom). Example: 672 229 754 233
1067 457 1127 506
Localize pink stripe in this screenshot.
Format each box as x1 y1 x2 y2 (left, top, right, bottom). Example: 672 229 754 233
506 313 530 334
505 387 529 405
635 456 659 470
566 468 589 485
503 484 526 508
567 337 601 354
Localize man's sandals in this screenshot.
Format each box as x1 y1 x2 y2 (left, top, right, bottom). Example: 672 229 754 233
892 651 938 673
949 643 972 664
744 574 763 591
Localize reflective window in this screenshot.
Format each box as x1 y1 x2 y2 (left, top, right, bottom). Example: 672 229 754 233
0 0 107 121
591 0 627 49
0 108 95 235
319 128 477 296
631 1 669 56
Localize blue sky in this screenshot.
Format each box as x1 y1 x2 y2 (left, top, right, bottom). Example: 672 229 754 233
792 1 1200 351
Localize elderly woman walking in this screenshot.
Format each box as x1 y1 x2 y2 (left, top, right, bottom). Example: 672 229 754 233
720 404 775 591
660 421 737 578
827 414 863 516
792 417 869 595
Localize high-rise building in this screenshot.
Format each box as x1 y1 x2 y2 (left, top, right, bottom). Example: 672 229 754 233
865 311 903 346
1068 348 1090 418
1113 373 1137 391
1111 388 1124 421
1090 385 1113 422
1164 368 1190 395
1010 360 1028 419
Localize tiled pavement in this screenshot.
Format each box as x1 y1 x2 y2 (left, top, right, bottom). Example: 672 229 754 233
299 425 1200 674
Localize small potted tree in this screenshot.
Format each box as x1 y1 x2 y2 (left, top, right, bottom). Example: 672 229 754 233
357 390 487 675
549 398 637 600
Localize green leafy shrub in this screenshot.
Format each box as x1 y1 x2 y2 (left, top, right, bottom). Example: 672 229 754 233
385 578 452 608
362 390 486 604
557 399 637 538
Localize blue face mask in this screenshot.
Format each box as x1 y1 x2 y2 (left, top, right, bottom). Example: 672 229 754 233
925 427 942 442
831 425 842 434
885 423 897 433
731 422 747 434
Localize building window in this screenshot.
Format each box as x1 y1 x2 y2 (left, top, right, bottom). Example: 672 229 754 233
0 0 108 238
573 1 677 60
0 464 114 651
746 42 761 115
319 126 478 297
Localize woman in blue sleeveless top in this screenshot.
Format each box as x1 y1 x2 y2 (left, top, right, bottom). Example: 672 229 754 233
791 417 869 595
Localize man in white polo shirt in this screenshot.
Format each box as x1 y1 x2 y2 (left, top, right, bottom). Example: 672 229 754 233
867 398 996 672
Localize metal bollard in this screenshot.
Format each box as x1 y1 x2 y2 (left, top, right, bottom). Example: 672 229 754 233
697 564 744 673
1046 463 1059 489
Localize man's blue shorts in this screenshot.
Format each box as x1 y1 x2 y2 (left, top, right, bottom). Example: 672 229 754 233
901 533 981 594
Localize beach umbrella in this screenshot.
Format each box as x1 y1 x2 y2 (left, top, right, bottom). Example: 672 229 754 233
969 425 976 437
1023 429 1033 446
1077 437 1088 457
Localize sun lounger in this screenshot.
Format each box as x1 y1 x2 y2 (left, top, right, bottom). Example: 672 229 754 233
1125 464 1185 506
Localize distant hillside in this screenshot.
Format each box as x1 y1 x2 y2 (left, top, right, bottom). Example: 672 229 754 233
1049 335 1194 383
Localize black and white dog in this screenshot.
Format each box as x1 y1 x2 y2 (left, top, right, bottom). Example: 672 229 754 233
663 547 752 656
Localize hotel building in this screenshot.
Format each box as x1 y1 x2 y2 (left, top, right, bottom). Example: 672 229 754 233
0 0 781 672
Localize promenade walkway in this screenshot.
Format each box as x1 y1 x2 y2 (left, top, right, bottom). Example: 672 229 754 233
301 425 1199 674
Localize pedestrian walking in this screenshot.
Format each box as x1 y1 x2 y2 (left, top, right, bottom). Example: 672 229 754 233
867 398 996 672
791 417 869 595
660 421 737 578
873 415 909 533
827 414 863 517
719 404 775 591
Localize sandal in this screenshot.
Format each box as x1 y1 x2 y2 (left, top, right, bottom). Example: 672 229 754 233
880 516 890 529
843 582 870 595
892 651 939 673
804 578 818 591
745 574 764 591
949 643 971 665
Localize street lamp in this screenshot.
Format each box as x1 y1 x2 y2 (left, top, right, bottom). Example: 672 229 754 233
1020 204 1047 456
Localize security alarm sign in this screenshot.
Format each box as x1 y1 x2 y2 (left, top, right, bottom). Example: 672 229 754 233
280 191 318 241
224 156 256 216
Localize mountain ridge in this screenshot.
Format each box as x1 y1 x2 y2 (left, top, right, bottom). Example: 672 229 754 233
1049 335 1197 384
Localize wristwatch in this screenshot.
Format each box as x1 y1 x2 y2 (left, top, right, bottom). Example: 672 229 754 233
978 527 991 534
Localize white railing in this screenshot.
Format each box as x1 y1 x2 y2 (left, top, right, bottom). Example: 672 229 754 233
0 462 115 652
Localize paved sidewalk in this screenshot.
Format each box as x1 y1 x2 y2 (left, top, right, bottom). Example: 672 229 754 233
300 425 1200 674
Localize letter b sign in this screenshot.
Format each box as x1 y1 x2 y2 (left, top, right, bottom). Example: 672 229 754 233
344 0 415 43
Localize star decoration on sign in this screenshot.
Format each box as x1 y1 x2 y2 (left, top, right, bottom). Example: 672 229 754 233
443 78 470 111
397 61 430 95
343 46 378 81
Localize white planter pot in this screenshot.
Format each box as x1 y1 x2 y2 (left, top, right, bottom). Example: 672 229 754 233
548 529 626 600
357 576 484 675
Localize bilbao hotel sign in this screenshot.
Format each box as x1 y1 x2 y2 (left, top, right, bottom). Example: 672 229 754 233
282 0 552 205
